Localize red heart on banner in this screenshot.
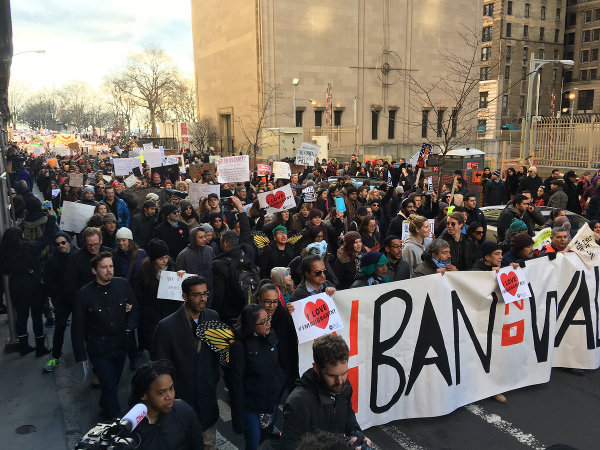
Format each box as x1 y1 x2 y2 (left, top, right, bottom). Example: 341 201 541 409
500 271 519 296
304 298 330 329
266 190 286 209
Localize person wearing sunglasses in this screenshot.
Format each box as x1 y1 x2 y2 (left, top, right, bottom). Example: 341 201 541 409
151 203 189 258
464 221 485 269
290 254 336 302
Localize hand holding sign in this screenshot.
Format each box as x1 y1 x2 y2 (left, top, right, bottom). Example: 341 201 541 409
257 185 296 214
290 293 344 344
496 266 531 303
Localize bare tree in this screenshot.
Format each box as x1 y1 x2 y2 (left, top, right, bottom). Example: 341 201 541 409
162 77 197 123
21 89 60 130
56 82 95 132
119 47 179 137
8 81 29 129
103 75 138 134
188 115 219 152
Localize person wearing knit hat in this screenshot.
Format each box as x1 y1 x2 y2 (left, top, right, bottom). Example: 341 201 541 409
509 218 528 233
152 203 189 258
493 169 501 178
501 233 534 267
178 198 199 232
146 238 170 261
471 241 503 271
259 224 295 278
553 215 571 234
350 251 390 287
101 213 119 250
200 223 219 254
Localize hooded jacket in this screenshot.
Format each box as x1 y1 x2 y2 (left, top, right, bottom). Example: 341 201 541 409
402 235 432 276
175 227 215 290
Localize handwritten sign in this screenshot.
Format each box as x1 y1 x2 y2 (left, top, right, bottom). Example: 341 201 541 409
157 271 195 301
124 174 139 188
257 185 296 214
290 293 344 344
59 201 95 233
496 266 532 304
533 228 552 250
427 176 434 193
165 155 179 166
142 143 154 151
401 219 435 240
217 155 250 183
69 173 84 187
273 161 291 180
565 223 600 269
113 157 143 176
188 183 220 209
51 188 60 198
295 142 320 166
302 186 316 203
257 164 272 176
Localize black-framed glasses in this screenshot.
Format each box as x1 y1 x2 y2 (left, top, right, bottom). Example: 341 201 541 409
256 317 272 327
188 291 210 299
54 240 68 247
261 300 279 306
314 269 327 276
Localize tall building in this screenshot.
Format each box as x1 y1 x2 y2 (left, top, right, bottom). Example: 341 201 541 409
563 0 600 113
191 0 482 159
478 0 565 142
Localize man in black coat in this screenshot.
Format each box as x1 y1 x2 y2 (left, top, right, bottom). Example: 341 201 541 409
485 169 505 206
464 192 488 237
152 276 220 450
130 200 157 249
152 203 189 258
280 334 369 450
517 166 543 196
258 225 296 279
563 170 581 214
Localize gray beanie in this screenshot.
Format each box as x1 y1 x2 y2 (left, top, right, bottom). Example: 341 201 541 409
200 223 214 233
83 185 94 194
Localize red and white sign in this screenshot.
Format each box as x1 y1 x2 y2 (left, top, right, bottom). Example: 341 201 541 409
291 293 344 344
257 164 272 176
257 184 296 214
496 266 531 304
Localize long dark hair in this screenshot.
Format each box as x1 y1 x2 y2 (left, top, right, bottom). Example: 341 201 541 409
238 304 266 340
129 359 176 407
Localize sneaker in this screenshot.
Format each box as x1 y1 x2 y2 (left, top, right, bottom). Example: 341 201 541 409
43 358 61 373
493 393 507 404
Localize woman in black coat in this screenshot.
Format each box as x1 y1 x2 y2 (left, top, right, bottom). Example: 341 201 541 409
230 304 286 450
504 167 519 202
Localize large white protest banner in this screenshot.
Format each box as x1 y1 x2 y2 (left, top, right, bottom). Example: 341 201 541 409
157 271 195 301
217 155 250 183
273 161 291 180
60 201 95 233
114 157 142 176
188 183 220 209
257 185 296 214
291 293 344 344
295 143 320 166
297 253 600 429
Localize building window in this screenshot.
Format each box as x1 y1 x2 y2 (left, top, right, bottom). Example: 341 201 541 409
371 110 379 140
334 110 342 127
483 3 494 17
480 67 491 80
479 92 489 109
437 110 444 137
594 29 600 41
585 10 592 23
591 69 598 80
554 49 560 59
451 109 457 137
556 8 561 23
564 70 573 83
541 6 546 20
592 48 599 61
522 66 527 80
421 109 429 138
523 47 528 61
595 9 600 21
539 27 545 41
506 45 512 61
581 50 590 63
520 95 525 109
583 30 591 43
523 25 529 39
502 95 509 110
525 3 530 18
295 109 304 127
552 68 557 82
539 49 545 59
567 13 576 27
478 119 487 131
555 29 560 43
506 22 512 38
565 33 575 45
314 110 323 127
388 109 395 139
507 1 512 15
505 65 511 80
580 69 588 81
481 46 492 61
482 26 492 42
578 90 595 111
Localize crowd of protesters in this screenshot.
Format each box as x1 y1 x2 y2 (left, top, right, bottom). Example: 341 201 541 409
2 140 599 450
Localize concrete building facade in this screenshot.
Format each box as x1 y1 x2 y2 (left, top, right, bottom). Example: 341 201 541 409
191 0 483 160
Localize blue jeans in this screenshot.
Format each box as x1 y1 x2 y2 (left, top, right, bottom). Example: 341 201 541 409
90 354 126 418
243 412 261 450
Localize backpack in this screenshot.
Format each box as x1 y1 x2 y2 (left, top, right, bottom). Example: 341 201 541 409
230 248 261 308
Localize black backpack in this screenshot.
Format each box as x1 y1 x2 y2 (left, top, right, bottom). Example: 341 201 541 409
229 248 261 308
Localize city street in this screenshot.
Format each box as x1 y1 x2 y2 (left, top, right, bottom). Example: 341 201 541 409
1 314 598 450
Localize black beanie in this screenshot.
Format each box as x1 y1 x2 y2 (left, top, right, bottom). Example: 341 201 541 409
25 197 44 221
147 238 170 261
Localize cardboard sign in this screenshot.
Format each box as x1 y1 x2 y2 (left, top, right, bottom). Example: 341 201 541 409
69 173 84 187
124 174 139 188
295 142 320 166
335 197 346 212
257 184 296 214
257 164 272 176
59 201 95 233
157 271 195 301
496 266 532 303
565 223 600 269
401 219 435 240
68 142 80 153
113 157 143 176
188 183 220 209
302 186 316 203
273 161 291 180
216 155 250 183
291 293 344 344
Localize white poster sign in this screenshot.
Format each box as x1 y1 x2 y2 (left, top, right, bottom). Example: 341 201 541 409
273 161 291 180
124 174 139 188
165 155 179 166
59 201 95 233
188 183 220 209
401 219 435 241
302 186 315 203
257 185 296 214
113 158 143 176
496 266 532 303
291 293 344 344
142 149 163 169
297 253 600 430
566 223 600 270
142 143 153 151
54 146 70 156
216 155 250 183
295 143 320 166
157 271 195 301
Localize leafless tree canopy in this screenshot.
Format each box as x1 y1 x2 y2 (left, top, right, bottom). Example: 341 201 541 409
188 115 219 152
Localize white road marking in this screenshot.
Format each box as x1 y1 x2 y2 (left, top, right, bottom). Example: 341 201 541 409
378 424 425 450
218 398 232 422
465 404 545 449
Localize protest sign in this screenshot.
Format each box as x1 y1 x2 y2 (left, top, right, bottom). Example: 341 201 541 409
217 155 250 183
533 228 552 250
257 164 272 176
335 197 346 212
565 223 600 269
188 164 202 180
273 161 291 180
142 143 153 151
113 157 142 176
416 143 432 168
496 266 531 304
157 271 195 301
295 142 320 166
51 188 60 198
142 150 162 169
297 253 600 429
401 219 435 240
54 146 70 156
59 201 95 233
290 293 344 344
102 175 112 183
165 155 179 166
427 176 434 193
124 174 139 188
188 183 220 208
69 173 83 187
68 142 80 153
302 186 316 203
257 185 296 214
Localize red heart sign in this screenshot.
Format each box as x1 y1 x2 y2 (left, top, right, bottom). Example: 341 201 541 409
304 298 330 329
266 190 286 209
500 271 519 296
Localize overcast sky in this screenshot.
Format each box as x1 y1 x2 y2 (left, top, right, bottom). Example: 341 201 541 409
10 0 194 91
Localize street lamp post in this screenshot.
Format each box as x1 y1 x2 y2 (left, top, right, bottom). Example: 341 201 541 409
523 53 574 160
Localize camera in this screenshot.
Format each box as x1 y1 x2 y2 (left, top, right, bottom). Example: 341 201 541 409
76 421 140 449
347 430 372 450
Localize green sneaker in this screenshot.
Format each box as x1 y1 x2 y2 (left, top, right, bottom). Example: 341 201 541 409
43 358 61 373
